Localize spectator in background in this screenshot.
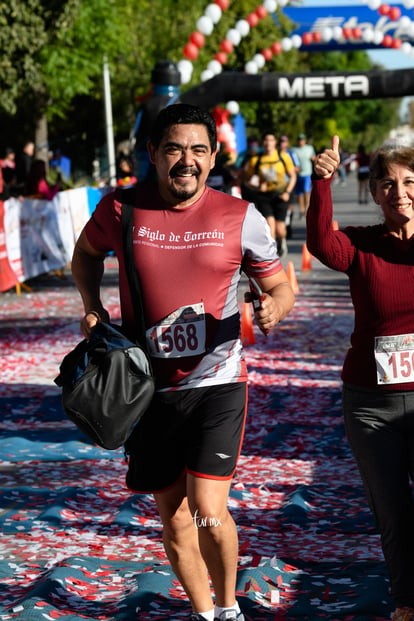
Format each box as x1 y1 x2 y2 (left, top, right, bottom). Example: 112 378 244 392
355 144 371 204
116 156 138 187
0 148 16 184
15 141 35 189
24 159 61 200
292 133 316 217
207 142 235 193
278 135 300 239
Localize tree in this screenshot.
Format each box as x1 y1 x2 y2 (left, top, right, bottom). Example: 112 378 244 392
0 0 129 160
0 0 401 177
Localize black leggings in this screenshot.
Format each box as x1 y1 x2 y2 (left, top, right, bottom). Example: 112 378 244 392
343 383 414 607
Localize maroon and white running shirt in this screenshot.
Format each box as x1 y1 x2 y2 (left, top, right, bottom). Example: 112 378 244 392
85 182 281 390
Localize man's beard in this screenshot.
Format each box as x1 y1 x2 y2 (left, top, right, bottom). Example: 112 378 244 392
169 165 199 201
169 186 197 201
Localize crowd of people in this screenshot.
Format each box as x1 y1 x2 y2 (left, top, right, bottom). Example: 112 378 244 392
0 141 64 200
205 131 367 260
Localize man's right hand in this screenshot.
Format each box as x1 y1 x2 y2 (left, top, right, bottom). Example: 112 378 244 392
81 309 110 339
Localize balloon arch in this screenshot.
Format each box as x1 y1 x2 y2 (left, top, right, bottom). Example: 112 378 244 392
178 1 414 87
133 2 414 176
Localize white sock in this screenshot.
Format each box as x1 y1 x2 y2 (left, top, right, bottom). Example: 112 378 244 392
214 602 240 618
194 609 214 621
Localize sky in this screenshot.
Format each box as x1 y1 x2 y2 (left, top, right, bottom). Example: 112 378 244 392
299 0 414 70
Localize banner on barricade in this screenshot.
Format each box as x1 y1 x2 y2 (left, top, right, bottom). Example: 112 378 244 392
0 199 18 292
1 186 107 289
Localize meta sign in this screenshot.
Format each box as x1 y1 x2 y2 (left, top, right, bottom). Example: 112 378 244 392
181 66 413 105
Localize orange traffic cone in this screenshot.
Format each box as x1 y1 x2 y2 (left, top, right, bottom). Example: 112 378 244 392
301 243 312 271
332 220 339 230
287 261 299 294
241 302 255 345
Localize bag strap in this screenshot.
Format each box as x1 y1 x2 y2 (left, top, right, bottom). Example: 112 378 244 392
277 149 289 176
118 186 147 349
254 153 262 174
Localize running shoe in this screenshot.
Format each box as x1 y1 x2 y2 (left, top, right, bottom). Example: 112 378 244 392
214 611 245 621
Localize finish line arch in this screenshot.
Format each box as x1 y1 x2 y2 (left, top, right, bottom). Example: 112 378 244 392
180 67 414 107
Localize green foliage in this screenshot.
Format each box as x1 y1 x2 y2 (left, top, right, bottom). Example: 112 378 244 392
0 0 403 173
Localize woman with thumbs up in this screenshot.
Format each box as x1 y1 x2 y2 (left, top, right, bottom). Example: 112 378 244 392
307 136 414 621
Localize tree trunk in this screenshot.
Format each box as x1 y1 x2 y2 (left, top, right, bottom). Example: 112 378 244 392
35 112 49 164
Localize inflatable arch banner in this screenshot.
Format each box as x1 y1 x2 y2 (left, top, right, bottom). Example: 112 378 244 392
283 3 414 52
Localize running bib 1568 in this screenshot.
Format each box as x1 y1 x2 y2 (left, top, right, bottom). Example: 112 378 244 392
146 302 206 358
375 333 414 384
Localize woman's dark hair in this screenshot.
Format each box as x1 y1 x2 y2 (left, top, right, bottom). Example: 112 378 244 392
149 103 217 152
369 145 414 193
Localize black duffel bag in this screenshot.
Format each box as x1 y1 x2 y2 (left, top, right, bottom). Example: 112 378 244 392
54 321 154 450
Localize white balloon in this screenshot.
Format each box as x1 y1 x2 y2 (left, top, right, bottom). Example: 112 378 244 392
253 53 266 68
245 60 259 74
404 0 414 8
235 19 250 37
367 0 381 9
373 30 384 45
197 15 214 36
178 59 193 74
205 4 222 24
263 0 278 11
226 28 242 46
321 27 333 42
402 41 412 55
177 60 193 84
399 16 412 31
281 37 293 51
178 69 192 85
332 26 343 40
226 100 239 115
361 27 374 43
290 34 302 48
207 59 222 75
201 69 214 82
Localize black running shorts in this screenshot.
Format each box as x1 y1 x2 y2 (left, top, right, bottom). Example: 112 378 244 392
125 382 247 493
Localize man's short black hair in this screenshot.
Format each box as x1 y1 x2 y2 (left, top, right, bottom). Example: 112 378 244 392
149 103 217 152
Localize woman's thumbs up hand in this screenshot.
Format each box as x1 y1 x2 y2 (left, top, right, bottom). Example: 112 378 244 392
314 135 341 179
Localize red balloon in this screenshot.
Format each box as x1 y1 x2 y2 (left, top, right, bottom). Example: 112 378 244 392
312 31 322 43
342 27 352 39
389 6 401 20
262 48 273 61
378 4 390 15
302 32 313 46
382 34 393 47
183 42 199 61
352 27 362 39
215 0 229 10
247 12 259 27
190 31 205 49
215 51 228 65
391 38 402 49
220 39 234 54
256 6 267 19
271 41 282 55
